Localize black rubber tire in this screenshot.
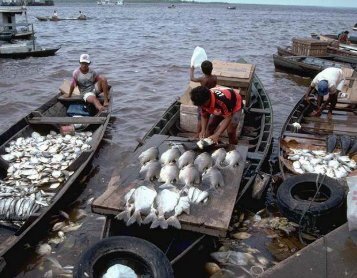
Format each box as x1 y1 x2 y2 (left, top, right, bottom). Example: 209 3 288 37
73 236 174 278
277 173 345 231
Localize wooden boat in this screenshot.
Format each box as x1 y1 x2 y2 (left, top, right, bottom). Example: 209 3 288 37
0 32 13 42
273 54 352 77
278 92 357 180
277 46 357 65
0 92 112 276
0 41 60 58
89 59 273 275
0 6 34 40
35 16 88 21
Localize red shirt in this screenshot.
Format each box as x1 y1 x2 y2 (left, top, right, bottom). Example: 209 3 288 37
201 87 242 118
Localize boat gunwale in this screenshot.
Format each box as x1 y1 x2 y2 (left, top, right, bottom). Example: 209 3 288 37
0 93 112 273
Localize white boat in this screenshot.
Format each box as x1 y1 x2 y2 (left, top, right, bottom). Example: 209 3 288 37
97 0 123 5
0 6 33 40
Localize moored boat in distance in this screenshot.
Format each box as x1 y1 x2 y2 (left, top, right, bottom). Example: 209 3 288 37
0 87 112 276
0 41 60 58
273 54 352 77
97 0 123 5
0 6 34 40
35 15 88 21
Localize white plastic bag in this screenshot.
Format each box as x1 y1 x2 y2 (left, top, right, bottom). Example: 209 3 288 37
190 46 207 68
347 176 357 231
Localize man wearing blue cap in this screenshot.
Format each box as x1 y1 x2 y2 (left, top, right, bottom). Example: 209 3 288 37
304 67 345 119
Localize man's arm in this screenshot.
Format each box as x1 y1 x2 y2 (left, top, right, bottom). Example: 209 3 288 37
304 86 315 101
209 115 232 143
199 113 209 139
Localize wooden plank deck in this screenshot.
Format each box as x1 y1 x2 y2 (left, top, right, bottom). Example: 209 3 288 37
301 112 357 136
92 134 248 237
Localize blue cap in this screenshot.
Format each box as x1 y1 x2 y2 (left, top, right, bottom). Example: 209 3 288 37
317 80 329 96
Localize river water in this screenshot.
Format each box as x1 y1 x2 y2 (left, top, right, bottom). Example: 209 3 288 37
1 2 356 276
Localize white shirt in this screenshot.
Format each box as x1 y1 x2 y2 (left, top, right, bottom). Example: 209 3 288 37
311 67 345 94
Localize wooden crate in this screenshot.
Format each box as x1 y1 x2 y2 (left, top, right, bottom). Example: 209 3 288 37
292 38 328 57
212 60 255 89
212 60 255 105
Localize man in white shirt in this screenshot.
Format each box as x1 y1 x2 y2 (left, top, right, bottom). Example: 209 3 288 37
67 54 110 111
304 67 345 119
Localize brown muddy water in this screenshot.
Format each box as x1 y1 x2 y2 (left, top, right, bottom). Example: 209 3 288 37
1 1 356 277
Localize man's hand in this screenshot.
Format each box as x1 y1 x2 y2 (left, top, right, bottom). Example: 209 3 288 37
103 100 109 107
209 133 220 144
199 130 206 139
64 94 72 98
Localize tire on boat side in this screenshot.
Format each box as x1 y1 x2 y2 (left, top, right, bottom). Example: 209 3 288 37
73 236 174 278
276 173 346 233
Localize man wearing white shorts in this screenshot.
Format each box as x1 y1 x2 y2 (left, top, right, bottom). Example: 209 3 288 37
67 53 110 111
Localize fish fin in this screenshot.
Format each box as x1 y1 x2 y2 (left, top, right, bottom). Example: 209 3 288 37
167 216 181 229
159 183 175 189
196 191 209 204
127 211 142 226
150 216 167 229
115 210 130 222
143 211 157 225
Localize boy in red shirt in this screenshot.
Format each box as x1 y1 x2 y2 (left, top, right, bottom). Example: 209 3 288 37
190 86 242 144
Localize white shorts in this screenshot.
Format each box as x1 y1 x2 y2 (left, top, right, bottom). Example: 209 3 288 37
83 83 100 102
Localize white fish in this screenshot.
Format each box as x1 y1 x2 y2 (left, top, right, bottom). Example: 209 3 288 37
139 160 161 181
159 163 179 184
127 186 157 226
138 147 159 165
36 243 52 256
177 150 196 169
197 138 214 149
150 188 180 229
202 166 225 189
160 147 181 165
224 150 242 167
328 160 340 169
212 148 227 166
195 190 209 204
288 154 300 161
179 164 200 186
115 188 135 222
103 264 136 278
167 196 190 229
194 152 213 173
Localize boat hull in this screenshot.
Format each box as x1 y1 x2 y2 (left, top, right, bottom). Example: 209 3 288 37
0 93 112 275
0 47 60 58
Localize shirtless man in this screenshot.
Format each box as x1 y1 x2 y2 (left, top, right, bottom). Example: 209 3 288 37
67 54 110 111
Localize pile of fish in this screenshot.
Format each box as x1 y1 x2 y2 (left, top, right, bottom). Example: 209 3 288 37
0 130 92 221
288 134 357 178
116 145 243 229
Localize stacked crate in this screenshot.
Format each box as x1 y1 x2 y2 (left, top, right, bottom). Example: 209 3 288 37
292 38 328 57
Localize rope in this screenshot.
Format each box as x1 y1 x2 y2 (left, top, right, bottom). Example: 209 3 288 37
297 173 326 245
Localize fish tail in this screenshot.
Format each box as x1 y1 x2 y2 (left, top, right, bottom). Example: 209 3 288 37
115 209 130 222
150 216 167 229
167 215 181 229
143 211 157 225
127 211 142 226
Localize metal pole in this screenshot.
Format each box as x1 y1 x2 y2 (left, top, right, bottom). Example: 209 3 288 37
31 23 35 50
